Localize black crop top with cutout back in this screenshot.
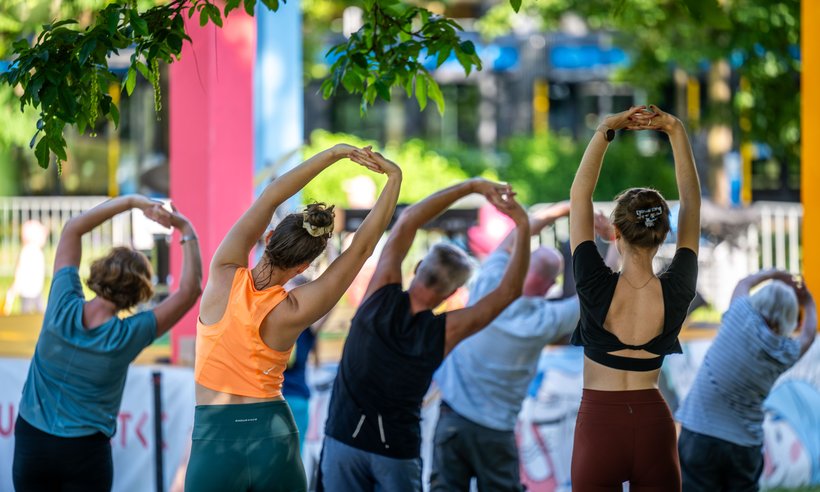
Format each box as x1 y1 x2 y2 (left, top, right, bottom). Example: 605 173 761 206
570 240 698 371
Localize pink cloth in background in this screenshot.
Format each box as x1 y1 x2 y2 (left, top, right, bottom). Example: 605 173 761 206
468 203 516 260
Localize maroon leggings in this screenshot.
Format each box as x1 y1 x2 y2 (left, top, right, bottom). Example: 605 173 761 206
571 389 681 492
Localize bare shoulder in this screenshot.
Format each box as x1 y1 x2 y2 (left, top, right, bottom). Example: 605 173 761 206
199 266 240 325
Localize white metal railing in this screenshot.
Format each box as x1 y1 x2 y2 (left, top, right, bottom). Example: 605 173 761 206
534 200 803 312
0 196 805 311
0 196 135 278
753 201 803 273
536 200 802 270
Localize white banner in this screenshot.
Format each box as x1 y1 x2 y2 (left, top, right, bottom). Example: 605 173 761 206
0 359 194 492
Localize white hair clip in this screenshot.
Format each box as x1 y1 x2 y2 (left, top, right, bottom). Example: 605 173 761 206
302 211 334 237
635 207 663 228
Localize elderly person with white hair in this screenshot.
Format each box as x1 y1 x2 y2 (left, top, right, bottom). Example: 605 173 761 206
676 269 816 492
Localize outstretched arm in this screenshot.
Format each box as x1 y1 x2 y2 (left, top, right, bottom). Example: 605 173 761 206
152 208 203 337
363 177 511 301
444 195 530 355
54 195 166 274
633 105 701 253
569 107 646 252
211 144 366 270
273 151 402 334
496 200 570 254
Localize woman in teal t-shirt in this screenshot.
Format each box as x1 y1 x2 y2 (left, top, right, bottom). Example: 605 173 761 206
12 195 203 492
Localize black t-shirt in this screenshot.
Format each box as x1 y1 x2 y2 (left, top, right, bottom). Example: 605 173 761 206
570 241 698 368
325 283 446 459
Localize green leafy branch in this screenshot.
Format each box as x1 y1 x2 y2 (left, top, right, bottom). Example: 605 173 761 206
2 0 520 170
0 0 202 170
320 0 482 115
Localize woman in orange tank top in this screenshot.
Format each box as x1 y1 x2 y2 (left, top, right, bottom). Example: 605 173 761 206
185 144 402 492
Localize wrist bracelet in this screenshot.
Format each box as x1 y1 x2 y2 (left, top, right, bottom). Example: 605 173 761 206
180 234 198 245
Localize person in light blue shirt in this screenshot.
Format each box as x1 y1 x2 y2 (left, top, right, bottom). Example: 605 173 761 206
676 269 816 492
431 202 610 491
12 195 203 492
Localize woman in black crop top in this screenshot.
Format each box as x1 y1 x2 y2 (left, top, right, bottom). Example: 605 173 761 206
568 105 700 491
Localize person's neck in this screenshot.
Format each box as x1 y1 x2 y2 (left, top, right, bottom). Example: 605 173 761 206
620 248 656 280
83 297 119 330
408 284 437 314
250 261 290 290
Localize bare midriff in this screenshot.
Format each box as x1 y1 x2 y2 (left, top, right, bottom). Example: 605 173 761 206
195 384 285 406
583 349 662 391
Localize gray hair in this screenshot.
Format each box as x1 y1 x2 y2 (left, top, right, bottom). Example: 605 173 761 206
749 280 799 337
415 243 474 294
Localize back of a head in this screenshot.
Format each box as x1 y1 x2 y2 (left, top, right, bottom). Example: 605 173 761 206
265 203 335 269
87 247 154 311
416 243 473 295
611 188 671 250
749 280 799 336
524 247 562 296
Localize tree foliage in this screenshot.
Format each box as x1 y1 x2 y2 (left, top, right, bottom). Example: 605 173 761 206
320 0 480 115
302 129 482 207
479 0 800 166
2 0 521 171
302 129 676 208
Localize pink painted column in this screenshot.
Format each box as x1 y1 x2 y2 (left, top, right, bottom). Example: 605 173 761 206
168 13 256 364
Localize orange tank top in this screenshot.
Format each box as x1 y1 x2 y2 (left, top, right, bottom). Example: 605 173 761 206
195 267 292 398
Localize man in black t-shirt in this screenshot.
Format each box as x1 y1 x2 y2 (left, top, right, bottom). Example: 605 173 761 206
320 163 531 492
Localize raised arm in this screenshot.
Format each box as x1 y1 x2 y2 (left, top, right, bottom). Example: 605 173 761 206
569 107 646 252
636 105 701 253
152 207 203 337
795 283 817 357
496 200 570 254
731 269 794 300
444 195 530 355
363 177 511 300
54 195 165 273
211 144 363 270
273 151 402 334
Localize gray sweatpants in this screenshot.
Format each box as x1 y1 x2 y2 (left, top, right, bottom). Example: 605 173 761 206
429 402 525 492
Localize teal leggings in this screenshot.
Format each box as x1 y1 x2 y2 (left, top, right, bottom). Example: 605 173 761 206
185 400 307 492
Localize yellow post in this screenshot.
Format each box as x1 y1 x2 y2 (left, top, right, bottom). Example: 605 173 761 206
107 82 121 197
686 75 700 127
739 77 752 206
533 79 549 135
803 0 820 292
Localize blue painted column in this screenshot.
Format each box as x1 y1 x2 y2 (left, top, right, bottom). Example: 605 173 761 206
254 0 303 206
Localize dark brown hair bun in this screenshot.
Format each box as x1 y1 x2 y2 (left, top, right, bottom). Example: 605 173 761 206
264 202 335 269
304 203 335 230
611 188 671 249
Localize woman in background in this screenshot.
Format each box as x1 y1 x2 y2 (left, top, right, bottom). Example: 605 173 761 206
13 196 202 492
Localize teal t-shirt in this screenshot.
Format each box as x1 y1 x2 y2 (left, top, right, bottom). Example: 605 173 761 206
19 266 157 438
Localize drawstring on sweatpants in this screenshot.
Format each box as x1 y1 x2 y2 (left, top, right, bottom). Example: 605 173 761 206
352 415 365 439
350 412 390 449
